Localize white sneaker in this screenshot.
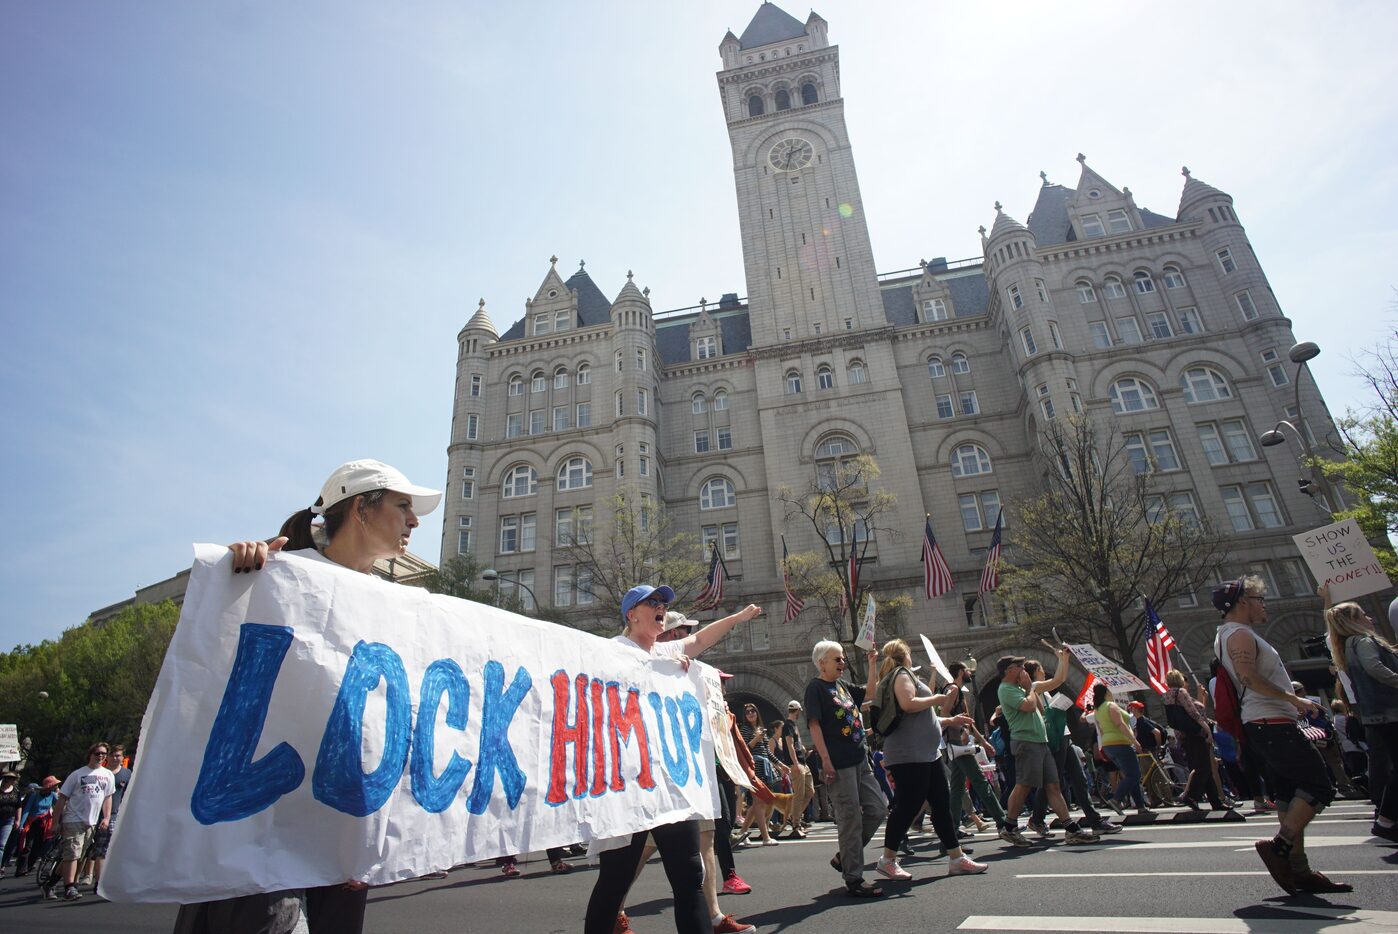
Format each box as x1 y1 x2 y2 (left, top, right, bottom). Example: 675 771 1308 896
948 855 988 876
876 856 912 881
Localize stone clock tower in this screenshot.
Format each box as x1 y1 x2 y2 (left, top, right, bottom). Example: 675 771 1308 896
718 4 887 346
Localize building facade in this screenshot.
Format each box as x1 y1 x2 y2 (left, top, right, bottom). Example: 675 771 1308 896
441 3 1347 717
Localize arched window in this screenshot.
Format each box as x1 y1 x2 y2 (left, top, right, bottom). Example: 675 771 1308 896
1076 280 1096 303
1108 377 1160 413
817 365 834 390
556 457 593 491
554 366 570 390
502 464 538 498
1162 266 1186 289
576 363 591 384
775 88 791 111
700 477 736 510
531 371 546 392
815 434 859 489
1104 276 1127 299
786 370 803 394
801 82 818 105
508 374 524 396
1180 366 1233 404
692 392 707 414
848 360 867 385
1134 271 1156 294
950 443 992 477
747 94 764 117
951 353 970 375
713 389 729 410
927 356 945 378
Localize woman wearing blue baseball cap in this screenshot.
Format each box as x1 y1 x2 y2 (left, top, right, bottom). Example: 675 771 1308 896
585 585 763 934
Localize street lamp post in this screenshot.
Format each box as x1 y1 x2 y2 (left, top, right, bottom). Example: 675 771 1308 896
1259 341 1337 516
480 568 538 614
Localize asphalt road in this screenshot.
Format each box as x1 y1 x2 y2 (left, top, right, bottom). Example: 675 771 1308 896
3 800 1395 933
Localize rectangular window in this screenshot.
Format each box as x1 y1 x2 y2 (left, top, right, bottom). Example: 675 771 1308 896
1178 591 1198 608
502 569 536 612
531 374 547 393
1149 429 1181 471
639 448 650 478
1020 327 1037 355
554 566 573 607
1235 290 1258 320
1177 307 1202 335
520 514 536 551
1197 423 1228 466
636 348 647 371
1081 214 1106 237
1220 486 1254 531
1009 285 1023 309
577 506 593 544
1276 557 1312 597
923 298 948 321
1106 209 1132 233
1125 433 1151 474
457 526 472 555
460 467 475 500
1105 278 1127 299
1285 405 1317 446
529 410 545 435
554 309 569 331
553 406 569 431
533 316 549 336
554 369 569 390
466 414 479 440
1089 321 1111 348
1115 317 1143 344
717 427 733 450
576 402 591 428
722 522 739 559
845 318 853 330
499 516 519 553
1135 274 1156 294
506 413 522 438
980 490 1002 527
1246 482 1284 528
470 374 482 397
555 508 574 547
1036 279 1048 302
1048 321 1063 350
694 431 710 453
1262 349 1288 387
959 391 979 416
1217 248 1237 274
1077 283 1097 303
576 566 594 605
1168 492 1201 527
508 379 523 397
749 612 769 651
1145 311 1173 339
936 394 954 419
1041 397 1056 419
614 391 624 417
1221 419 1257 462
637 389 648 416
697 336 716 359
959 493 983 531
615 444 624 478
1243 562 1279 597
965 594 985 629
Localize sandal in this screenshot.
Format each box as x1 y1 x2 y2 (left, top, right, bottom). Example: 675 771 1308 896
845 881 885 898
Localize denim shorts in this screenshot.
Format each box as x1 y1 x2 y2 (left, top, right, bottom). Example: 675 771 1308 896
1244 721 1334 812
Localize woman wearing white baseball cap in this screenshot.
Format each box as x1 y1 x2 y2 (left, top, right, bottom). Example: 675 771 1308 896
176 459 439 934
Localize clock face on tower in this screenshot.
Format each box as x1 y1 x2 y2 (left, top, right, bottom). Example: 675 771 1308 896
768 137 814 172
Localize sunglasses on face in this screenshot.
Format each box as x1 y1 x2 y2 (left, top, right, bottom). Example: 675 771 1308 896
642 597 669 608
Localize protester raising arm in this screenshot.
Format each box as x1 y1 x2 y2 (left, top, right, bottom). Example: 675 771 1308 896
1029 646 1073 694
675 604 763 657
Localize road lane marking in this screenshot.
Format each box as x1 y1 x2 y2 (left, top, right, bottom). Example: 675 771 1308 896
959 907 1398 932
1015 869 1398 878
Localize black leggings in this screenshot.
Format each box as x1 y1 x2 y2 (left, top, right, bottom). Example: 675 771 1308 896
884 759 959 853
715 777 737 877
583 820 707 934
1366 720 1398 822
1179 733 1224 807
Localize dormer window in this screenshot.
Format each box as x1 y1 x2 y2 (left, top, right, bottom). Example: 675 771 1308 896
1081 214 1106 237
1106 209 1132 234
532 316 550 336
697 335 716 360
554 309 570 331
922 298 948 322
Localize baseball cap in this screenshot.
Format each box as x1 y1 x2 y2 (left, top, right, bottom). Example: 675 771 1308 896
310 459 442 517
662 610 697 634
620 584 676 622
1127 700 1145 711
996 655 1027 677
787 700 803 711
1211 579 1245 616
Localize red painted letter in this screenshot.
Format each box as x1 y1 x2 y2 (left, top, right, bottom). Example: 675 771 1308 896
547 671 590 805
606 683 655 791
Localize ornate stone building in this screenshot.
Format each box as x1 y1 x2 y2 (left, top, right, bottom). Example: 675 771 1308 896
441 3 1346 718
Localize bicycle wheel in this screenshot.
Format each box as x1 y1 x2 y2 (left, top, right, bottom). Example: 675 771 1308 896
35 845 61 891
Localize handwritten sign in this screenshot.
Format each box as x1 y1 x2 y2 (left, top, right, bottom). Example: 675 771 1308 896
1065 643 1149 694
0 724 18 762
700 666 751 790
855 594 877 650
101 546 718 903
917 634 954 685
1292 518 1393 604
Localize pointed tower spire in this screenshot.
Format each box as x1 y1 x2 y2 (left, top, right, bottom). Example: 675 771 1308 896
465 297 498 338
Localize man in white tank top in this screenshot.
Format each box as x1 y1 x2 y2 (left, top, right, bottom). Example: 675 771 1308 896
1213 577 1347 896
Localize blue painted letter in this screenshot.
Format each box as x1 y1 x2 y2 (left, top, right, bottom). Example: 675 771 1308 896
466 661 532 814
648 692 689 786
679 692 705 787
313 641 412 817
191 624 305 824
411 658 473 813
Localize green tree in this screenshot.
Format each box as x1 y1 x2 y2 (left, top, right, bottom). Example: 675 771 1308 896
0 601 180 779
1316 324 1398 575
1000 416 1230 675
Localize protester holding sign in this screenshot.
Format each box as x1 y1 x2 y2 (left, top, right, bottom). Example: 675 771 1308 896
174 458 442 934
872 639 986 882
1324 588 1398 844
584 587 763 934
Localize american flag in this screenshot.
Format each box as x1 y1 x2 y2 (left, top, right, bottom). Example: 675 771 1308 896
1144 599 1174 694
1074 672 1098 710
693 542 728 611
922 516 953 598
977 510 1003 595
781 536 805 623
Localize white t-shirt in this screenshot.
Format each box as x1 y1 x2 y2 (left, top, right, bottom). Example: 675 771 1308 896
59 765 115 827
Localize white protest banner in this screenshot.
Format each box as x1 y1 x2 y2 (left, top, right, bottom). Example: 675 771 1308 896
0 724 19 761
700 666 751 790
855 593 877 650
917 634 953 685
1065 643 1150 694
1292 518 1393 604
102 546 718 903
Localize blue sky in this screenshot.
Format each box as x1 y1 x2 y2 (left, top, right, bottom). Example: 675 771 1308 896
3 1 1396 650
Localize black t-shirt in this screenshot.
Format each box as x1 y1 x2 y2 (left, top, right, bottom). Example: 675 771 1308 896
803 677 868 770
0 786 21 824
784 717 807 762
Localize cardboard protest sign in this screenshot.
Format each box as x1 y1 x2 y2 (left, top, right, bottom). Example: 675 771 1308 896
101 547 718 903
917 634 954 685
1065 643 1150 694
855 594 877 650
0 724 18 761
700 666 751 790
1292 519 1393 604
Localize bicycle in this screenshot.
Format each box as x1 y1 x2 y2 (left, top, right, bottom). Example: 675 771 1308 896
35 827 98 899
1138 751 1183 808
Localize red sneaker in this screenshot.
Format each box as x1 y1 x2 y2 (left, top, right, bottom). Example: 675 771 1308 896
721 871 752 895
500 861 520 878
614 912 636 934
713 915 756 934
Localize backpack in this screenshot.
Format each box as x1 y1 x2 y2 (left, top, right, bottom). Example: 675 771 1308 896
1165 695 1203 737
869 666 912 740
988 725 1008 758
1210 634 1246 748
